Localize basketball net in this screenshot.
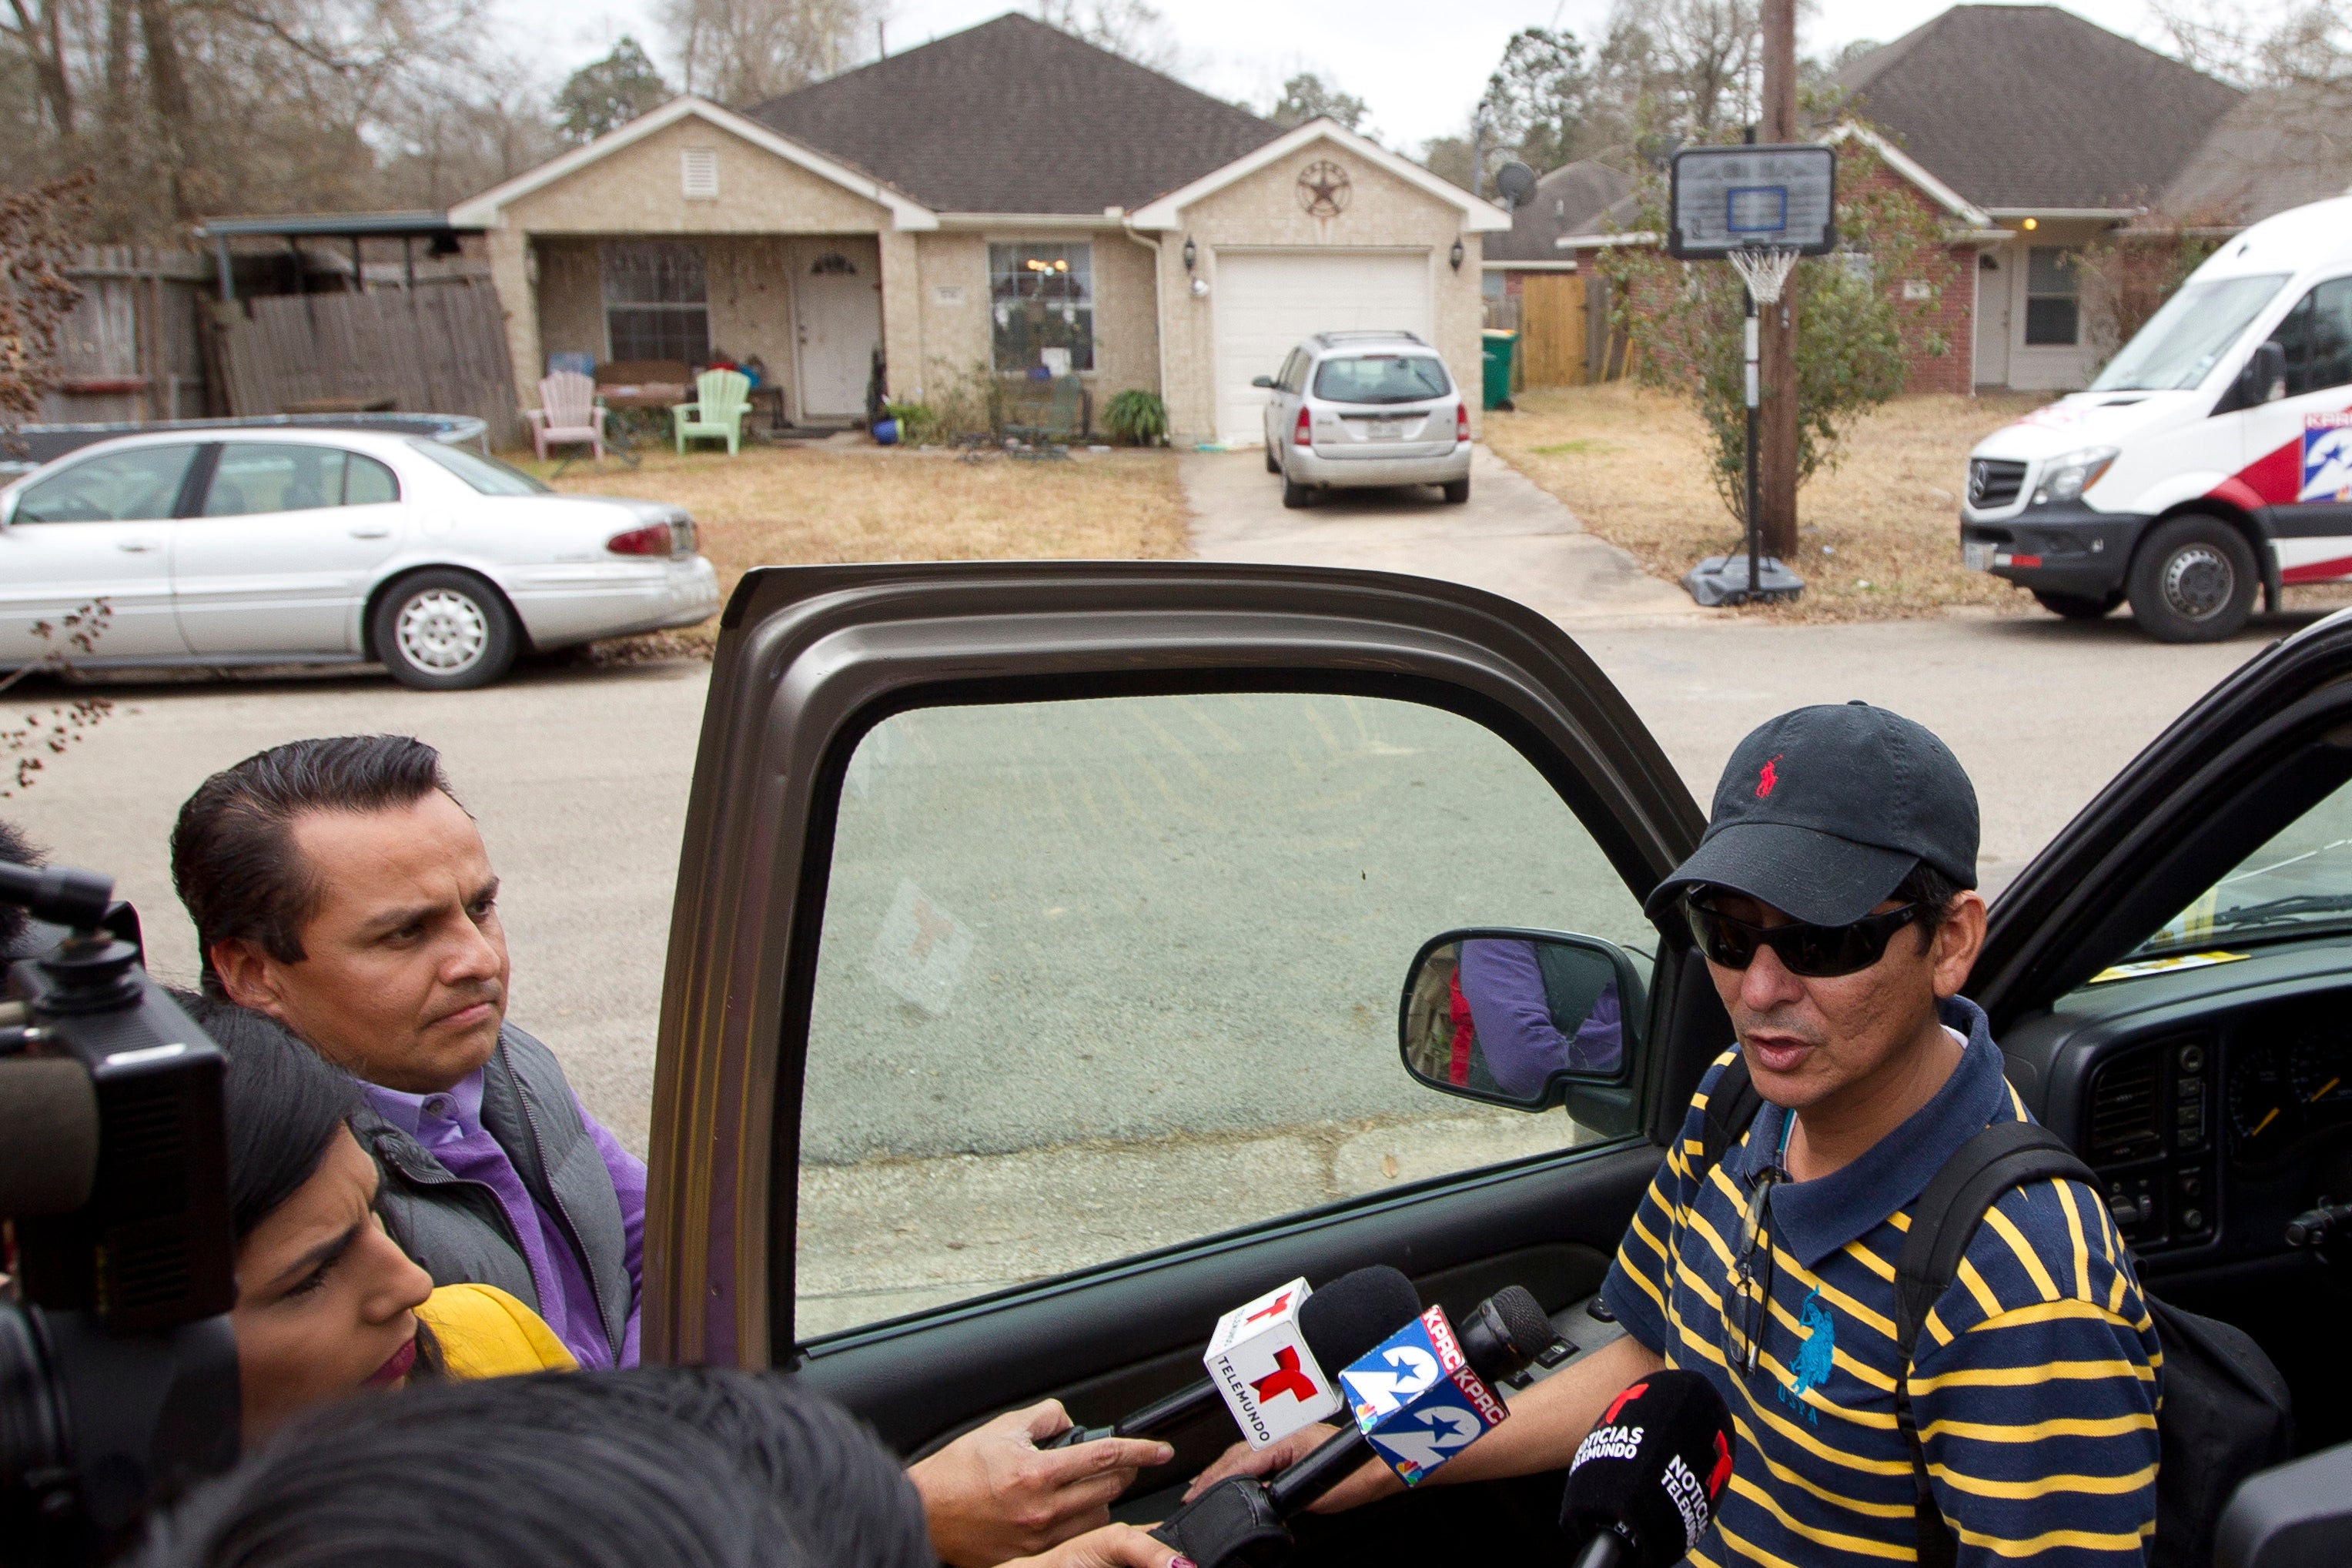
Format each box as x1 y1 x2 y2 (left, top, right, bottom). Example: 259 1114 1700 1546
1727 246 1799 305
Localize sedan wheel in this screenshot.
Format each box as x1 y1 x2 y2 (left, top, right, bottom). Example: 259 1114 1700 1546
373 570 520 690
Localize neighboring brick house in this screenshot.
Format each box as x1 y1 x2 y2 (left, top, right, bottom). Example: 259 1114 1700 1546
1550 6 2280 395
449 12 1509 446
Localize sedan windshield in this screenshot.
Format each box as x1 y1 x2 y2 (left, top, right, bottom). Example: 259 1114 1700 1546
2124 776 2352 961
410 440 550 496
2089 274 2289 392
1313 354 1452 405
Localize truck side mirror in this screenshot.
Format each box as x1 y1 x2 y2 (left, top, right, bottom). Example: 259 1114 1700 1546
1397 928 1643 1118
2242 341 2287 406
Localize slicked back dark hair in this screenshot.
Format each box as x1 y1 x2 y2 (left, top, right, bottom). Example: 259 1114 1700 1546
170 737 454 994
0 817 41 956
136 1368 932 1568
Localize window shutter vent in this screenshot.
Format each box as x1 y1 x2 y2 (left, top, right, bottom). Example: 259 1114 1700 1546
682 149 718 199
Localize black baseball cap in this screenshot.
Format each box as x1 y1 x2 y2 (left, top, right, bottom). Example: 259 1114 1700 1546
1644 702 1979 927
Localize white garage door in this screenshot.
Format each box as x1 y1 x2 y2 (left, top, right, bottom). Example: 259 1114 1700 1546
1215 250 1432 445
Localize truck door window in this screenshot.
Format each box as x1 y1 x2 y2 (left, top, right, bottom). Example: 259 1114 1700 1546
795 692 1652 1339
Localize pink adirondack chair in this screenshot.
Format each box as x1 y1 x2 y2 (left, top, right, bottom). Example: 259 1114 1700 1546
526 370 607 461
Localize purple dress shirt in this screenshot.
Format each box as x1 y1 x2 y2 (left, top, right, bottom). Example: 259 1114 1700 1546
364 1070 645 1368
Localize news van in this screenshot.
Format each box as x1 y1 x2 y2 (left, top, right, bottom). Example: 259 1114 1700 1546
1959 193 2352 641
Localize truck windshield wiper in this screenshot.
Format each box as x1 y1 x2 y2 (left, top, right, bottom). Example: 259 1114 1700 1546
2142 891 2352 951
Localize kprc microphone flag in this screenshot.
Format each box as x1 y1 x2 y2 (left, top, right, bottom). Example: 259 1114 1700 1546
1203 1278 1343 1449
1337 1306 1509 1486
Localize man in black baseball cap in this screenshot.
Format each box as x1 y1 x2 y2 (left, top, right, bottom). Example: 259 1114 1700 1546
1183 703 2163 1567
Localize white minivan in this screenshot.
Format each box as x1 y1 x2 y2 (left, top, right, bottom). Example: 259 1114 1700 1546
1960 194 2352 641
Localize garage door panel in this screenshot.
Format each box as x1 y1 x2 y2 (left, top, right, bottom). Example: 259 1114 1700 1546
1216 251 1431 445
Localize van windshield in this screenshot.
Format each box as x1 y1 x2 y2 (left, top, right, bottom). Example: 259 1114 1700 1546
1312 354 1452 405
2089 274 2290 392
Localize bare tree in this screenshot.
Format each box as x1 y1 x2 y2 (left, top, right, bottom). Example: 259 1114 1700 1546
1029 0 1186 78
658 0 874 105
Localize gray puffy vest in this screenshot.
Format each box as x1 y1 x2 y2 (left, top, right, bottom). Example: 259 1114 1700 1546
351 1023 632 1361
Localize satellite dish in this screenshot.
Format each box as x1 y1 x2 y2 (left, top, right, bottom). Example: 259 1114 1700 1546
1494 161 1538 211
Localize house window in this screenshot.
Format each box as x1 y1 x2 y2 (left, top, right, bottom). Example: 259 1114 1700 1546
1480 271 1506 300
989 242 1094 373
2025 246 2079 346
604 241 710 365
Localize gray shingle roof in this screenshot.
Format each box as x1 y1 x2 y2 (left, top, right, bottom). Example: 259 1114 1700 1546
1835 5 2242 212
744 13 1285 215
2159 84 2352 226
1483 160 1635 262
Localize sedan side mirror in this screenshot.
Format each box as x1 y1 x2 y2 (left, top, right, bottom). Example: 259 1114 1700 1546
1250 375 1278 389
0 488 16 529
2242 340 2287 406
1398 928 1644 1118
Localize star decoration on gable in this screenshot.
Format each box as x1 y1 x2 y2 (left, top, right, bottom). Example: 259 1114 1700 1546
1296 160 1352 219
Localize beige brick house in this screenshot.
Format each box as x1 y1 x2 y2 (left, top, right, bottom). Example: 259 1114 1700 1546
450 14 1508 445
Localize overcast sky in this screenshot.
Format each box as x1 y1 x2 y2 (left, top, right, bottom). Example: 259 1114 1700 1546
503 0 2183 152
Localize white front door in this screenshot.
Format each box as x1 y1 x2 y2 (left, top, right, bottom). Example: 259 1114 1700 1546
1214 251 1433 446
173 442 410 656
1974 249 2012 389
0 442 200 664
797 249 881 421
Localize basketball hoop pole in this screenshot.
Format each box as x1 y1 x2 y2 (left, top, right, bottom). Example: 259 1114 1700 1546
1744 281 1762 596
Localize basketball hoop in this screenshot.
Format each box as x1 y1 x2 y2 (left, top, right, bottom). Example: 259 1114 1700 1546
1727 244 1800 305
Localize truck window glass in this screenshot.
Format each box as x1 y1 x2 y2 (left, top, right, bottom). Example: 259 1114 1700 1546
2090 274 2288 392
795 691 1651 1339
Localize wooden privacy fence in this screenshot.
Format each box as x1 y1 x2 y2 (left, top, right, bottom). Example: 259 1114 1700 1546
1513 272 1633 389
212 284 520 447
38 248 213 425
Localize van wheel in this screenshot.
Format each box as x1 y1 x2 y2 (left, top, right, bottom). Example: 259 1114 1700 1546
1264 446 1281 474
1441 478 1471 504
2032 590 2123 620
1281 477 1313 509
372 570 520 690
2126 515 2256 643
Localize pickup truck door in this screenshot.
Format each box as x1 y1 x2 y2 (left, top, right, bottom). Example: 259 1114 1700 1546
644 561 1728 1484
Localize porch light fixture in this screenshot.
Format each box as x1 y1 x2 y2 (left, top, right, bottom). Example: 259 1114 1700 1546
1182 236 1196 272
1450 240 1465 272
2021 217 2039 231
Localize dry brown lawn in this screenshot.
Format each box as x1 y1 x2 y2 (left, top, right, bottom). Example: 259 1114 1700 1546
520 443 1189 648
1484 383 2049 620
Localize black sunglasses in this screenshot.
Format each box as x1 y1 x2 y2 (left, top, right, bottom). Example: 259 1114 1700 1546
1685 895 1927 978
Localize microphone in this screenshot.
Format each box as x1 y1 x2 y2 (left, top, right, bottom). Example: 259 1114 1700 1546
1043 1265 1420 1449
1558 1370 1736 1568
1151 1287 1559 1568
1266 1285 1558 1513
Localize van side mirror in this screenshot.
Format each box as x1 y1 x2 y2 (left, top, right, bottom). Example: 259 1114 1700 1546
1250 375 1278 389
2242 341 2287 406
1398 929 1644 1118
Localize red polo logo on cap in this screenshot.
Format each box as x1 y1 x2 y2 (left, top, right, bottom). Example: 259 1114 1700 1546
1755 755 1784 798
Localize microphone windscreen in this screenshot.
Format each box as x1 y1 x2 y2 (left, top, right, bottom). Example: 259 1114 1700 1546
1298 1265 1422 1373
1560 1369 1735 1568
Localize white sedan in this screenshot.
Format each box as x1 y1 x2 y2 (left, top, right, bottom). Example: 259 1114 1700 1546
0 428 720 690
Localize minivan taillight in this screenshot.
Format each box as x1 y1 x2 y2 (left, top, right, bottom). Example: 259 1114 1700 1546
607 523 673 557
1294 406 1313 446
1456 402 1470 443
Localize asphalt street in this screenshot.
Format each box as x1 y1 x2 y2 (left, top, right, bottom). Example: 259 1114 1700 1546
3 598 2314 1334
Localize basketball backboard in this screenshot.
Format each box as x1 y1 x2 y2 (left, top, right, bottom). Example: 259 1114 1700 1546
1668 144 1836 259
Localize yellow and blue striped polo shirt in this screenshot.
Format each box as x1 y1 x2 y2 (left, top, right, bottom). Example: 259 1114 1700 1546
1599 997 2163 1567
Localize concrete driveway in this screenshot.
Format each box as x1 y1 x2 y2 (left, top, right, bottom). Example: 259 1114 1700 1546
1185 445 1696 626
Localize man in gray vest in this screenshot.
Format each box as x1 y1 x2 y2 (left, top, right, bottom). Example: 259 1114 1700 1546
172 734 642 1369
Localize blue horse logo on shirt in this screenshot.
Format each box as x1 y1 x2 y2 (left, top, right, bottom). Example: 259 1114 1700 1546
1781 1289 1834 1425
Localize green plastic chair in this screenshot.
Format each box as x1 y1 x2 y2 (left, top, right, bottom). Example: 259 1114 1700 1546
672 369 751 455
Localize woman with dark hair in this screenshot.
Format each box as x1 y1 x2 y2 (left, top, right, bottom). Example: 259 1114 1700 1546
194 998 574 1441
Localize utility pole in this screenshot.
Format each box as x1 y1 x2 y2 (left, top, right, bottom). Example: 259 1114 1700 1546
1758 0 1800 560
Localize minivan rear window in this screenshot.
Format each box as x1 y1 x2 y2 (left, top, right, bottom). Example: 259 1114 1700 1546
1313 354 1452 405
2090 273 2289 392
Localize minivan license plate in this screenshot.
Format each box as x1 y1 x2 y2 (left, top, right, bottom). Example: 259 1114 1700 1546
1962 540 1994 572
1368 420 1403 440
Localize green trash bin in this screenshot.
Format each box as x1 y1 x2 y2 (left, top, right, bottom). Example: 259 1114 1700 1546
1481 329 1519 411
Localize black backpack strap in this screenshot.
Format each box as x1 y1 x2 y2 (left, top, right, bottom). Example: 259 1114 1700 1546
1697 1053 1763 1181
1891 1120 2103 1568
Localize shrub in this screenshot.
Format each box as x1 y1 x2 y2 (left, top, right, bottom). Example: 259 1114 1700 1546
1102 389 1169 447
882 401 938 445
